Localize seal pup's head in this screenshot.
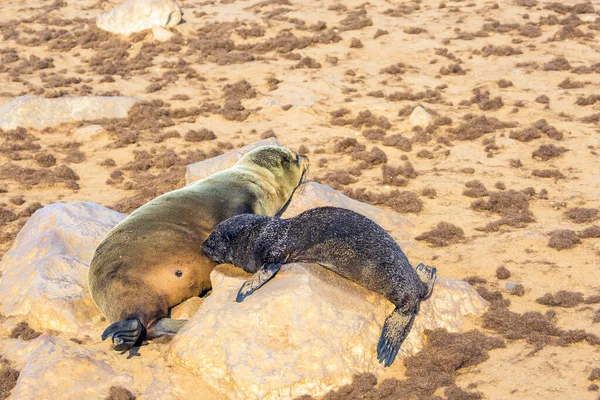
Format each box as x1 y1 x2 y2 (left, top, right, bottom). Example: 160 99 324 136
235 146 309 215
202 214 271 265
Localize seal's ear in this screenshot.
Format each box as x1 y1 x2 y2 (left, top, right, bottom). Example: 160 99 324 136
280 153 291 167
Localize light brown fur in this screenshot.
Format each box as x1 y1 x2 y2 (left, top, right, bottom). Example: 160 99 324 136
89 146 309 337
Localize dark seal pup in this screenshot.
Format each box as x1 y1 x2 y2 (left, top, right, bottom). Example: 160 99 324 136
202 206 436 367
89 146 309 351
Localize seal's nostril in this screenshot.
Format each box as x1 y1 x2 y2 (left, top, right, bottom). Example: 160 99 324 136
175 270 183 277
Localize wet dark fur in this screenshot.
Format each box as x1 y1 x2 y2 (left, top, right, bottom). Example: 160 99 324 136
202 206 436 366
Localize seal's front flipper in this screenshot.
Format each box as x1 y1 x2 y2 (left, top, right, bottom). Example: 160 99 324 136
376 308 416 367
101 319 144 351
148 318 188 337
415 263 437 300
236 262 282 303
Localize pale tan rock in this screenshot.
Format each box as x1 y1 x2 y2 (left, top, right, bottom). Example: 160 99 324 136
170 296 205 319
9 335 134 399
75 124 105 135
0 202 125 337
0 95 139 130
170 263 487 400
96 0 182 36
185 138 281 184
409 105 432 127
152 24 175 41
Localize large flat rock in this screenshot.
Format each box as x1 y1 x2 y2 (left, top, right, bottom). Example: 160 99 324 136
170 263 487 400
0 95 139 130
0 202 125 336
96 0 182 35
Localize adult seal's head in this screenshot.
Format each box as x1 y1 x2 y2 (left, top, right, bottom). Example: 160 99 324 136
89 145 309 351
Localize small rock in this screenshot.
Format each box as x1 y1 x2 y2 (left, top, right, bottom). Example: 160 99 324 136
75 124 105 135
0 95 139 130
505 281 518 292
0 202 125 336
97 0 182 35
170 264 487 400
152 24 174 42
185 138 282 184
409 106 432 127
170 296 205 319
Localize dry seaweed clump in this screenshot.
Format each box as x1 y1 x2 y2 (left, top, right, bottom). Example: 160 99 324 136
496 266 511 279
330 110 391 130
450 114 516 140
10 321 41 340
481 45 522 57
0 356 19 400
440 63 466 75
564 207 598 223
548 229 581 250
313 329 502 400
558 78 585 89
351 147 387 167
221 80 256 121
532 144 568 160
471 190 535 232
315 170 357 190
184 129 216 142
342 188 423 214
415 222 465 247
536 291 584 308
480 285 600 353
463 180 488 198
0 163 80 190
579 225 600 239
532 169 566 180
105 386 136 400
543 56 572 71
381 162 417 187
382 134 412 152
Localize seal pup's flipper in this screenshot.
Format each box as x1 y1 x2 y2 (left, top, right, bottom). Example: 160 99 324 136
415 263 437 300
376 308 416 367
101 318 144 351
236 262 282 303
148 318 188 337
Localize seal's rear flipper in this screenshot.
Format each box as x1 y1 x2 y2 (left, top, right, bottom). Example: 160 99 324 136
101 319 144 351
148 318 188 337
415 263 437 300
376 308 416 367
236 262 282 303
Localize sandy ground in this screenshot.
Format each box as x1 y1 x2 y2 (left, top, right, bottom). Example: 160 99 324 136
1 0 600 398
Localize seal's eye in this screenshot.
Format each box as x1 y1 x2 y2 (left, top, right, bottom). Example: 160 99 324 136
175 270 183 277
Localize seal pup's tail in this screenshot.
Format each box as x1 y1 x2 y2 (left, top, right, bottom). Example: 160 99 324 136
377 308 416 367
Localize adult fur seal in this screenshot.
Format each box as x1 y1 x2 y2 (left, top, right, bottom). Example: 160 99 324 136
89 146 309 350
202 206 436 367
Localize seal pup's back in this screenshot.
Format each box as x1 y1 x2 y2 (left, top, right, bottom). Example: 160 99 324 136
202 206 436 367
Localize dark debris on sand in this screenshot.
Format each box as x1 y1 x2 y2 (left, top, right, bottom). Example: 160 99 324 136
416 222 465 247
300 329 503 400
